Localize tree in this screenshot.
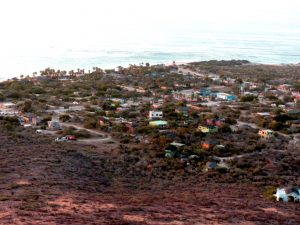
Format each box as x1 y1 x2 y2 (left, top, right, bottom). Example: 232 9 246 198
240 95 257 102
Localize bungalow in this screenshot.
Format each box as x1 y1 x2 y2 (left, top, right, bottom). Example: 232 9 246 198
99 116 110 127
21 113 41 126
201 139 219 150
175 107 189 117
198 88 212 97
274 187 300 202
204 161 219 171
216 93 237 101
149 111 163 120
206 118 225 127
48 121 61 130
188 103 205 112
256 112 271 117
149 120 168 128
277 84 292 93
152 103 162 109
287 109 300 116
258 129 274 138
124 122 138 134
159 130 177 139
164 142 185 158
198 125 218 134
0 102 16 109
169 66 178 73
215 119 225 127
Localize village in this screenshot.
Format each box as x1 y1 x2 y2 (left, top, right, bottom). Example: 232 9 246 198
0 60 299 203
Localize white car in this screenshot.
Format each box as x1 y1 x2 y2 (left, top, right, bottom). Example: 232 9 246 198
55 137 68 142
36 129 43 133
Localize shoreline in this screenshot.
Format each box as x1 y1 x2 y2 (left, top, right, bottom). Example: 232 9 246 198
0 59 299 82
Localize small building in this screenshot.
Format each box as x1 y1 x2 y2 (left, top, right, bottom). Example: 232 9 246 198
206 118 225 127
21 113 42 126
175 107 189 117
124 122 138 134
258 129 274 138
149 111 163 120
274 187 300 202
256 112 271 117
216 93 237 101
0 102 16 109
164 142 185 158
198 88 212 97
149 120 168 128
277 84 292 93
48 121 61 130
99 116 110 127
198 125 218 134
204 161 219 171
201 139 219 150
287 109 300 116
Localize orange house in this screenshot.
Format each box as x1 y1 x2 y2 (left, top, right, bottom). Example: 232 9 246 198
201 140 219 150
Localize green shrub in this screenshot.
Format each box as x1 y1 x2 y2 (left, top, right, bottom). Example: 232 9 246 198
264 186 277 201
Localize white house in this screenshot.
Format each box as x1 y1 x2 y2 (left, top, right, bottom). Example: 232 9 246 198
0 102 16 109
149 111 163 120
48 121 61 130
274 187 300 202
216 93 236 101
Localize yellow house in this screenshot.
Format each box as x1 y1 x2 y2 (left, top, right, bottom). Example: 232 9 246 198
198 125 218 133
198 126 210 133
258 129 274 138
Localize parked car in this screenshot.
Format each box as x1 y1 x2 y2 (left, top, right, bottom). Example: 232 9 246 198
66 135 77 141
55 137 68 142
36 129 43 133
24 124 32 128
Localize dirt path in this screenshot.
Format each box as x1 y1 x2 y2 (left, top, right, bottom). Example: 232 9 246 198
61 122 114 143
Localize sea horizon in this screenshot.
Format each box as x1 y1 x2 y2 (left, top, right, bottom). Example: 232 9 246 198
1 29 300 80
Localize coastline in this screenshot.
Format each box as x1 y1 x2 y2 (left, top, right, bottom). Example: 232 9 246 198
0 59 299 82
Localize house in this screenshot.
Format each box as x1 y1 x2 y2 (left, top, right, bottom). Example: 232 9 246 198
274 187 300 202
169 65 178 73
48 121 61 130
258 129 274 138
21 113 41 126
216 93 237 101
159 130 177 139
188 103 205 112
277 84 292 93
215 119 225 127
149 111 163 120
164 142 185 158
198 88 212 97
152 103 162 109
149 120 168 128
204 161 219 171
99 116 110 127
0 102 16 109
175 107 189 117
206 118 225 127
256 112 271 117
201 139 219 150
198 125 218 133
287 109 300 116
124 122 138 134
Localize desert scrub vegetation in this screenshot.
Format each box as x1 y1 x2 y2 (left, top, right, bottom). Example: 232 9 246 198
0 116 20 131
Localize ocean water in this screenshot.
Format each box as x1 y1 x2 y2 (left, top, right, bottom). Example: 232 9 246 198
1 29 300 80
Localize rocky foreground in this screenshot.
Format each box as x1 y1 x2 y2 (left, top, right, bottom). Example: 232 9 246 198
0 127 299 225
